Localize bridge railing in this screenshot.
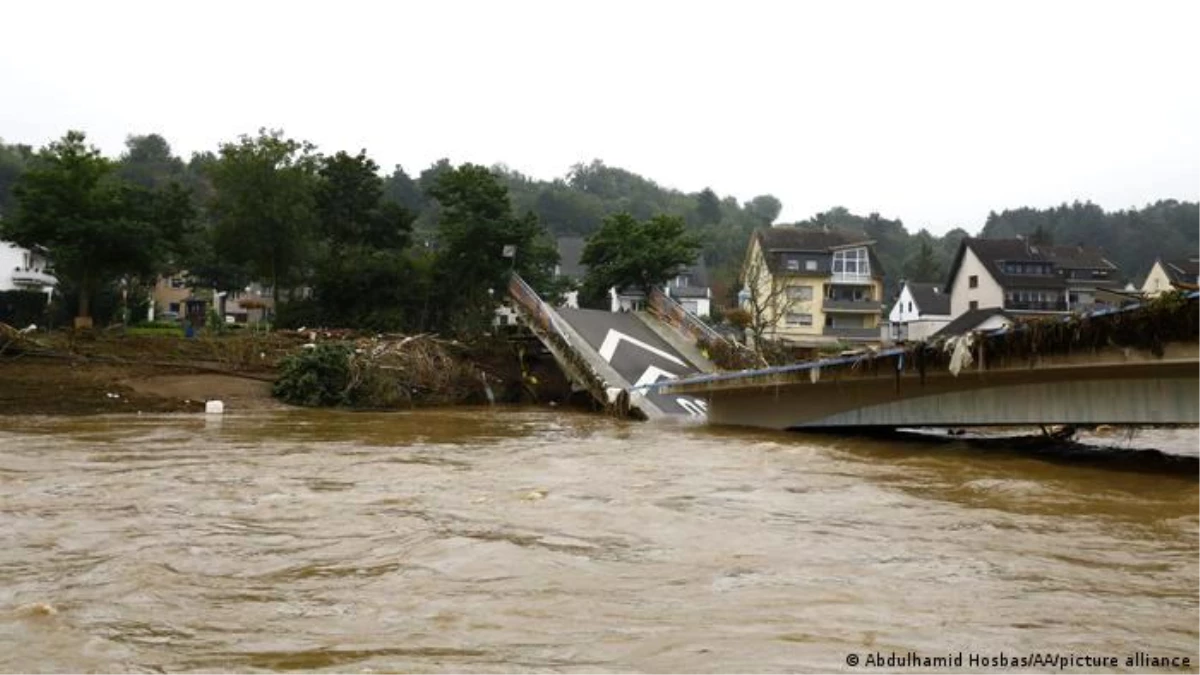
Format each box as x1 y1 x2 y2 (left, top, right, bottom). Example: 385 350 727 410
508 273 571 342
507 272 632 418
648 287 724 343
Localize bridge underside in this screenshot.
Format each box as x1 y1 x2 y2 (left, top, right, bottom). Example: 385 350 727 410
698 360 1198 430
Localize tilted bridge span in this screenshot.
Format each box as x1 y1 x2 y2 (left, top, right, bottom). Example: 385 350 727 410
509 273 1197 431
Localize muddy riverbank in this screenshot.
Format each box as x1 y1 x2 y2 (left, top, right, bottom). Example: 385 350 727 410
0 331 576 415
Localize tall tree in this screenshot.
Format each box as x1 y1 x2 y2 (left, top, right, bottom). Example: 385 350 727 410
0 140 33 220
3 131 193 326
118 134 185 189
694 187 723 225
745 194 782 225
207 129 319 303
903 234 943 282
382 164 424 213
429 163 558 333
579 213 701 306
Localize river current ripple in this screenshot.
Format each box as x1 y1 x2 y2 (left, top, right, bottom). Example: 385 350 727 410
0 410 1196 672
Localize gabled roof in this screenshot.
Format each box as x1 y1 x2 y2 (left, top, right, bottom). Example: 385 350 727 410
945 238 1119 293
932 307 1011 338
906 282 950 316
1161 257 1200 287
752 227 884 278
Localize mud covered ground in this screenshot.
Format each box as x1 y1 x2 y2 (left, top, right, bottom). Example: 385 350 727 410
0 331 577 416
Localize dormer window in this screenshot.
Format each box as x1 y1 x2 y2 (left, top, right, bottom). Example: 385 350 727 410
786 259 799 271
831 247 870 278
805 259 817 271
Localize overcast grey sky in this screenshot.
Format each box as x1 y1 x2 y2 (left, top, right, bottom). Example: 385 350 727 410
2 0 1197 234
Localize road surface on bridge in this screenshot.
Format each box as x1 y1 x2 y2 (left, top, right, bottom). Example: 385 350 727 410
555 308 707 417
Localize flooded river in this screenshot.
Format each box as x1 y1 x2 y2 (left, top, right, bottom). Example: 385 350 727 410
1 410 1196 672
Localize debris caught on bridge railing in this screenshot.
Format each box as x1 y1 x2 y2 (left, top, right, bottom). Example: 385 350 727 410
946 333 975 377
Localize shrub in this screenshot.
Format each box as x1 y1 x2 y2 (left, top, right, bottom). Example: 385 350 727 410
273 343 356 407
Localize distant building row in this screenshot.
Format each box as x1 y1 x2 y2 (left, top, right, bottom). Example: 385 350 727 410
736 228 1199 347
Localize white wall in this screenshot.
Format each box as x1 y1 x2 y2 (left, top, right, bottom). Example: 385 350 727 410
888 284 916 323
950 247 1004 317
888 283 950 340
0 241 55 295
682 297 711 318
0 242 22 291
1141 261 1173 297
905 318 952 341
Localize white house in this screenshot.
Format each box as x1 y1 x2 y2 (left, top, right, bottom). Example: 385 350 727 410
1141 256 1199 297
944 237 1122 318
663 264 712 318
887 281 951 342
0 241 56 297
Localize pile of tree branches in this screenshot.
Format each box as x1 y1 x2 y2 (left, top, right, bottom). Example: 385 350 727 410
272 334 487 408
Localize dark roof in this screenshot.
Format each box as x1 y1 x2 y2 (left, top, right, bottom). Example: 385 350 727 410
757 227 867 252
932 307 1011 338
906 282 950 316
670 286 710 299
1163 258 1200 286
556 237 587 279
754 227 884 279
675 258 710 287
945 238 1118 293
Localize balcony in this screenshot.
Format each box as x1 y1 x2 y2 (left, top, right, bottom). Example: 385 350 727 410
1005 300 1068 312
10 269 57 287
823 298 880 312
829 272 872 285
823 326 880 341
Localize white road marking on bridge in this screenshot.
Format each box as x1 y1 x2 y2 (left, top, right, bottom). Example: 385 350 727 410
597 330 687 367
676 398 708 417
633 365 678 388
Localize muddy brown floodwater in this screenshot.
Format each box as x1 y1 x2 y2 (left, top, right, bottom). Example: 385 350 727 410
0 410 1196 673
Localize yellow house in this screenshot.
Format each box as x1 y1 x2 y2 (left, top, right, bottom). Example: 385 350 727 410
741 228 885 347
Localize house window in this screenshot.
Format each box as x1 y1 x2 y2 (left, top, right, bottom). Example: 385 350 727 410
832 248 870 277
968 275 978 288
969 301 979 311
786 286 813 301
786 258 799 271
170 276 186 289
168 302 180 312
907 301 912 313
785 312 813 326
805 259 817 271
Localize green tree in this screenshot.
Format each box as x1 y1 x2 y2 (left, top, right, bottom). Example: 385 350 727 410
316 150 412 252
207 129 319 303
694 187 722 225
0 140 33 219
579 212 701 306
903 233 943 282
3 131 193 326
118 134 185 189
1029 223 1054 245
428 163 559 333
745 194 782 225
382 164 424 213
305 149 419 330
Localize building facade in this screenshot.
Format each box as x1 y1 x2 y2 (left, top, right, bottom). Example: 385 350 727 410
887 281 951 342
0 241 56 296
1142 256 1199 297
741 228 885 347
944 238 1122 320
